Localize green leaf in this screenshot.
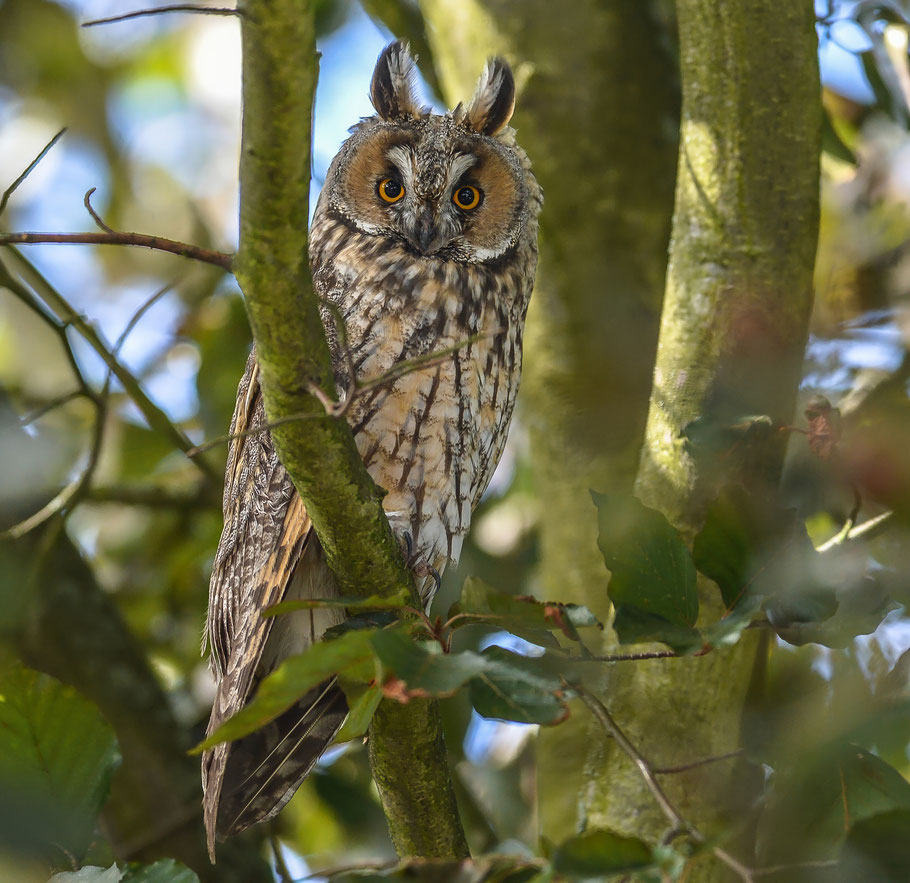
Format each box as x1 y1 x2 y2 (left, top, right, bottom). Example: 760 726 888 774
592 492 698 629
264 588 411 617
611 607 703 655
552 828 654 876
758 745 910 866
449 577 601 644
193 628 382 752
121 859 200 883
0 664 120 864
692 491 753 609
840 809 910 882
371 629 488 695
839 748 910 821
693 489 844 646
372 632 571 720
335 684 383 742
469 647 569 725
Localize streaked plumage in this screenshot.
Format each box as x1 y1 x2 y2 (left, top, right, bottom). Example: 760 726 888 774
202 41 541 858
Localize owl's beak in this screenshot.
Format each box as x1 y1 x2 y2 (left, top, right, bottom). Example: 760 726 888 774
412 207 446 255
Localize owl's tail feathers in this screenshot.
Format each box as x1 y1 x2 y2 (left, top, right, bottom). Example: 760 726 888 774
202 677 348 861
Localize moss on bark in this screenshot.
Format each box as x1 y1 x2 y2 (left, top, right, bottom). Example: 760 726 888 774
587 3 821 879
235 0 467 859
419 0 679 841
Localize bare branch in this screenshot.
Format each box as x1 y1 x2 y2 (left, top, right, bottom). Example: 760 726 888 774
0 230 233 271
0 127 67 217
817 509 893 552
752 860 838 878
582 650 679 663
17 390 88 426
653 749 745 775
82 5 239 28
1 249 219 482
87 483 217 509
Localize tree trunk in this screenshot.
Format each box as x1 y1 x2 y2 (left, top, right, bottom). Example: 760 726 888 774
587 2 821 877
419 0 679 840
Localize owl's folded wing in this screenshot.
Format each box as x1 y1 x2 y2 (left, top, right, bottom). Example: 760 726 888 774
201 351 324 857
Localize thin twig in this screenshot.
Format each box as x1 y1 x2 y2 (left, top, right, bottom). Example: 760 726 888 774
112 278 178 357
87 483 217 509
573 683 755 882
83 187 115 233
653 748 745 775
82 5 239 28
583 650 679 663
3 247 219 481
17 390 87 426
817 509 893 552
0 230 233 271
752 859 839 878
187 330 498 456
0 128 67 217
270 833 294 883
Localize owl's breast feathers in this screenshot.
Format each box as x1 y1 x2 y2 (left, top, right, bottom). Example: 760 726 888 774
311 218 534 580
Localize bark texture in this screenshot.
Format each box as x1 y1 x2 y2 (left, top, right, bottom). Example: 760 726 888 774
422 2 821 871
419 0 679 839
588 1 821 877
235 0 467 858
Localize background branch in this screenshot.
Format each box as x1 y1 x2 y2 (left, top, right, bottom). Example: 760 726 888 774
4 524 272 882
0 249 221 483
0 231 232 270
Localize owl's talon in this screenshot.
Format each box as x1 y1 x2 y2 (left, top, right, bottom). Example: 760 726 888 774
411 560 442 591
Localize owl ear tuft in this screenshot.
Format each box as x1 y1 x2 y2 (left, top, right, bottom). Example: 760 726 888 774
370 41 422 121
461 58 515 136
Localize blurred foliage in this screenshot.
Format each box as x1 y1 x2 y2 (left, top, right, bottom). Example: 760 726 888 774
0 1 909 882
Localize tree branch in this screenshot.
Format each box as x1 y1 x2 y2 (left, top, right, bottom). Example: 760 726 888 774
0 231 232 270
82 5 239 28
9 525 272 883
0 249 220 483
234 0 468 858
575 685 754 882
0 128 67 217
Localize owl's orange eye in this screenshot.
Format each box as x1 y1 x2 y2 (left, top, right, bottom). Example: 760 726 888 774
453 185 481 210
378 178 404 203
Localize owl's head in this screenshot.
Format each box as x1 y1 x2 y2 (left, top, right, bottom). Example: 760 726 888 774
318 41 536 265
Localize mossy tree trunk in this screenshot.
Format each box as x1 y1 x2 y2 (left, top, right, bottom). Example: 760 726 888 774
236 0 468 859
422 0 821 869
419 0 679 840
586 1 821 878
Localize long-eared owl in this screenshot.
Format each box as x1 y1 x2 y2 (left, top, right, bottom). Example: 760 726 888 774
202 41 541 856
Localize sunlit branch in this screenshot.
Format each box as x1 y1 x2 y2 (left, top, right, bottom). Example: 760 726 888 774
817 509 893 552
82 5 239 28
0 230 233 271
